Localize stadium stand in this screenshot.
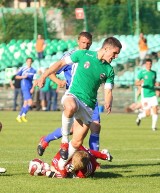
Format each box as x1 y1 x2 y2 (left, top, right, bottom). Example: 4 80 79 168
0 34 160 87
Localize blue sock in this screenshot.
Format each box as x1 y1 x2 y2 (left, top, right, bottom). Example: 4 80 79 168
19 105 30 116
23 105 30 114
45 128 62 143
89 133 100 151
19 107 25 116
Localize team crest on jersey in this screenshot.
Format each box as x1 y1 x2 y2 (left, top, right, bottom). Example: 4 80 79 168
84 61 90 69
100 73 106 80
144 75 148 79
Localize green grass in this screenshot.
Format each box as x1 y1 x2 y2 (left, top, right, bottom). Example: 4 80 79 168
0 111 160 193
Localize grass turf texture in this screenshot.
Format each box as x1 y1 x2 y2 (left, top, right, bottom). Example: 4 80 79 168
0 111 160 193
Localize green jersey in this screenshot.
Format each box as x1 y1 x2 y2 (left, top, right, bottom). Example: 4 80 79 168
137 69 157 98
65 50 115 109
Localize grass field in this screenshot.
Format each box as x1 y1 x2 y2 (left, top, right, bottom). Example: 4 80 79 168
0 111 160 193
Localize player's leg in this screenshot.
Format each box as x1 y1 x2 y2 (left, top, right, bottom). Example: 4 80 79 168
89 103 101 151
58 119 89 170
150 96 158 131
136 98 148 126
16 98 28 123
37 127 73 156
59 95 77 159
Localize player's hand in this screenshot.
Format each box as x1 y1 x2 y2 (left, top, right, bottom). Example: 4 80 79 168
30 87 34 94
58 80 66 88
104 103 111 114
66 164 75 173
36 77 45 88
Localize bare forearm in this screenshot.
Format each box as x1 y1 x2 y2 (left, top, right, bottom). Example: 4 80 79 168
104 89 113 114
41 60 65 80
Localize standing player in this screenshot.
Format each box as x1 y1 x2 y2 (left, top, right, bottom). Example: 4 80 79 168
135 58 159 131
37 32 101 156
37 37 122 176
16 58 36 122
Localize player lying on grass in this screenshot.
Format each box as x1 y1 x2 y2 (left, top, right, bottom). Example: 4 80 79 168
30 146 112 178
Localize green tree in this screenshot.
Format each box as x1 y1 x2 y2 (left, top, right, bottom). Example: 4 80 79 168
0 11 55 43
0 0 12 7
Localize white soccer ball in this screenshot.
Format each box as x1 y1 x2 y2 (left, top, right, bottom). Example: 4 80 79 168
28 158 43 176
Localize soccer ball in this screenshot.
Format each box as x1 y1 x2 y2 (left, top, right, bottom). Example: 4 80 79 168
28 158 43 176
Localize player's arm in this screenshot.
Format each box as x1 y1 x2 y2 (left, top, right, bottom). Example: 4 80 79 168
135 79 143 87
16 75 27 79
104 86 113 114
37 59 67 88
9 77 15 89
49 73 66 88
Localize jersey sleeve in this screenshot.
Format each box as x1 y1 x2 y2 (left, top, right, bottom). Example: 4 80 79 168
64 50 84 65
137 70 143 80
104 66 115 89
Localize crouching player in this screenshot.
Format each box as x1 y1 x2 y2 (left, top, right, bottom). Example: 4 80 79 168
29 146 112 178
51 146 112 178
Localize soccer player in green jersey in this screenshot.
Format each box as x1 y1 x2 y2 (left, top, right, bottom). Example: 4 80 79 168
37 37 122 177
135 58 159 131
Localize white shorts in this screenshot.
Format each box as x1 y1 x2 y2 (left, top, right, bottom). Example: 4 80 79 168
141 96 158 110
61 94 93 125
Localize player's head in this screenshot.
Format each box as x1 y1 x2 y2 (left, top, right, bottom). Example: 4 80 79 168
145 58 152 70
37 34 42 39
71 150 90 171
99 37 122 63
77 32 92 50
26 57 33 67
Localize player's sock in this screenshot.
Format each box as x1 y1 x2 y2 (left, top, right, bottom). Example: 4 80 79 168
22 105 31 114
138 111 146 119
152 114 158 130
89 133 99 151
45 128 62 143
19 107 25 116
61 112 74 143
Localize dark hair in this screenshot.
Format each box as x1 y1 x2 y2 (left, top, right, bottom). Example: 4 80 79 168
78 31 92 41
26 57 33 62
102 37 122 49
145 58 152 63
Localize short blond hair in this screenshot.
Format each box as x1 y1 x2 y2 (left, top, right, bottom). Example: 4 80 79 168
71 151 90 171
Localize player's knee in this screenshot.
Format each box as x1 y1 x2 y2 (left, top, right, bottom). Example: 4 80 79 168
90 122 101 134
64 104 77 116
71 139 82 149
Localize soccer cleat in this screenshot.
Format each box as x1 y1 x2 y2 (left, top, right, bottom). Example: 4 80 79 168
37 136 49 156
16 117 22 123
101 149 113 162
106 152 113 162
136 117 141 126
0 167 6 173
60 143 69 160
152 128 157 131
21 116 28 122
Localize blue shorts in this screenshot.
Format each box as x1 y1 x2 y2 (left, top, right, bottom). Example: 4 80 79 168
92 102 100 123
22 89 32 100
